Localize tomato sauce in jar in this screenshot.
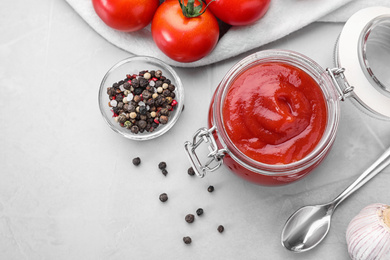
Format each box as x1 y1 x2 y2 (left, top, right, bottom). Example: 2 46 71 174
186 50 340 186
222 62 327 165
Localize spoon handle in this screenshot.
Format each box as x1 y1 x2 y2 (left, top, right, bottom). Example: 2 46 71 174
332 146 390 209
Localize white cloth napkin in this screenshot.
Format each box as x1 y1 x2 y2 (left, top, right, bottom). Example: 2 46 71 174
65 0 390 67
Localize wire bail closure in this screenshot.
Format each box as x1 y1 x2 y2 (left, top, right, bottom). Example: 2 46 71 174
326 67 354 101
184 125 227 178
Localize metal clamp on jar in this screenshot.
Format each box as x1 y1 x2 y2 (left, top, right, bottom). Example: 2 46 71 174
185 7 390 186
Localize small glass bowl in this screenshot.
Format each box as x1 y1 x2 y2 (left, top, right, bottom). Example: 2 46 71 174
98 56 184 141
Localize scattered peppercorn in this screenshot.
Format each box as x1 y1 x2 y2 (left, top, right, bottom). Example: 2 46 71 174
183 236 192 244
159 193 168 202
158 161 167 169
187 167 195 176
217 225 224 233
207 185 214 192
196 208 203 216
185 214 195 223
132 157 141 166
161 169 168 176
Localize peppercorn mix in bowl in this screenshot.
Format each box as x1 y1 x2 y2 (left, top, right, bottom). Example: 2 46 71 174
98 56 184 140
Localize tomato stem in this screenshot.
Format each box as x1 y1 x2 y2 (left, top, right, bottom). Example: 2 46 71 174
178 0 215 18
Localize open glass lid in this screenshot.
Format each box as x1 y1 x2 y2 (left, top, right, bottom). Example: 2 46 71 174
335 6 390 120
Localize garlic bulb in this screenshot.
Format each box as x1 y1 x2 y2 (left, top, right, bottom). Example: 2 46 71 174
346 203 390 260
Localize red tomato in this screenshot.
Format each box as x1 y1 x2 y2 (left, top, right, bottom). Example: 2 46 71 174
92 0 159 32
151 0 219 63
205 0 271 26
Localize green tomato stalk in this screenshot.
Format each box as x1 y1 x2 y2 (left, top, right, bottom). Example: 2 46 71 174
179 0 215 18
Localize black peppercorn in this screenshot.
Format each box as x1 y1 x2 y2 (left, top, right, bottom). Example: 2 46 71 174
139 77 148 87
185 214 195 223
145 98 155 107
138 120 147 130
196 208 203 216
183 236 191 245
123 82 131 90
162 169 168 176
160 108 169 116
155 80 163 88
142 90 152 100
158 162 167 169
132 157 141 166
127 104 136 112
159 115 169 124
134 87 143 95
131 78 139 88
159 193 168 202
130 125 139 134
116 94 123 102
155 95 164 106
188 167 195 176
168 84 176 92
162 89 171 97
207 185 214 192
133 95 142 103
139 105 147 115
118 114 127 124
217 225 224 233
112 107 120 114
109 88 117 96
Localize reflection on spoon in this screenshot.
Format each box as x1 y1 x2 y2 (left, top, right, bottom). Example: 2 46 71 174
281 147 390 253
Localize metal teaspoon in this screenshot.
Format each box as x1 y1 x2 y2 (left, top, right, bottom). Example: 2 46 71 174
281 146 390 253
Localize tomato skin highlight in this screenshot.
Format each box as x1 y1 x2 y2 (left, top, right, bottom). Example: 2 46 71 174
205 0 271 26
92 0 159 32
151 0 219 63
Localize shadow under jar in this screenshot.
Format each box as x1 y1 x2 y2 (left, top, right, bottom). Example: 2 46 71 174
184 7 390 186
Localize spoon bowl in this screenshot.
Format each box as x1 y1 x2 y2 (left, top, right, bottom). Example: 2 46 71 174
281 204 333 252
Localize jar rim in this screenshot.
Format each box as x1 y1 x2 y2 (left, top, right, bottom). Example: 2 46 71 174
213 49 341 176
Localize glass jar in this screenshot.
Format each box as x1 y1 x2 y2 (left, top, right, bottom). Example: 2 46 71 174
184 7 390 186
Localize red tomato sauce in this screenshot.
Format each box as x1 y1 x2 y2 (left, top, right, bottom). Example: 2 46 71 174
222 62 327 165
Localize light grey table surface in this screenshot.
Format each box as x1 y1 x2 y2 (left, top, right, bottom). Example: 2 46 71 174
1 0 390 259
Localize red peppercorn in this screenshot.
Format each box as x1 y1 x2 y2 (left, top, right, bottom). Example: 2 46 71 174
171 100 178 107
154 118 160 124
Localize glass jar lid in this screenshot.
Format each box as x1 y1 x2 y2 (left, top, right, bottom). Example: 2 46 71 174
336 6 390 119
